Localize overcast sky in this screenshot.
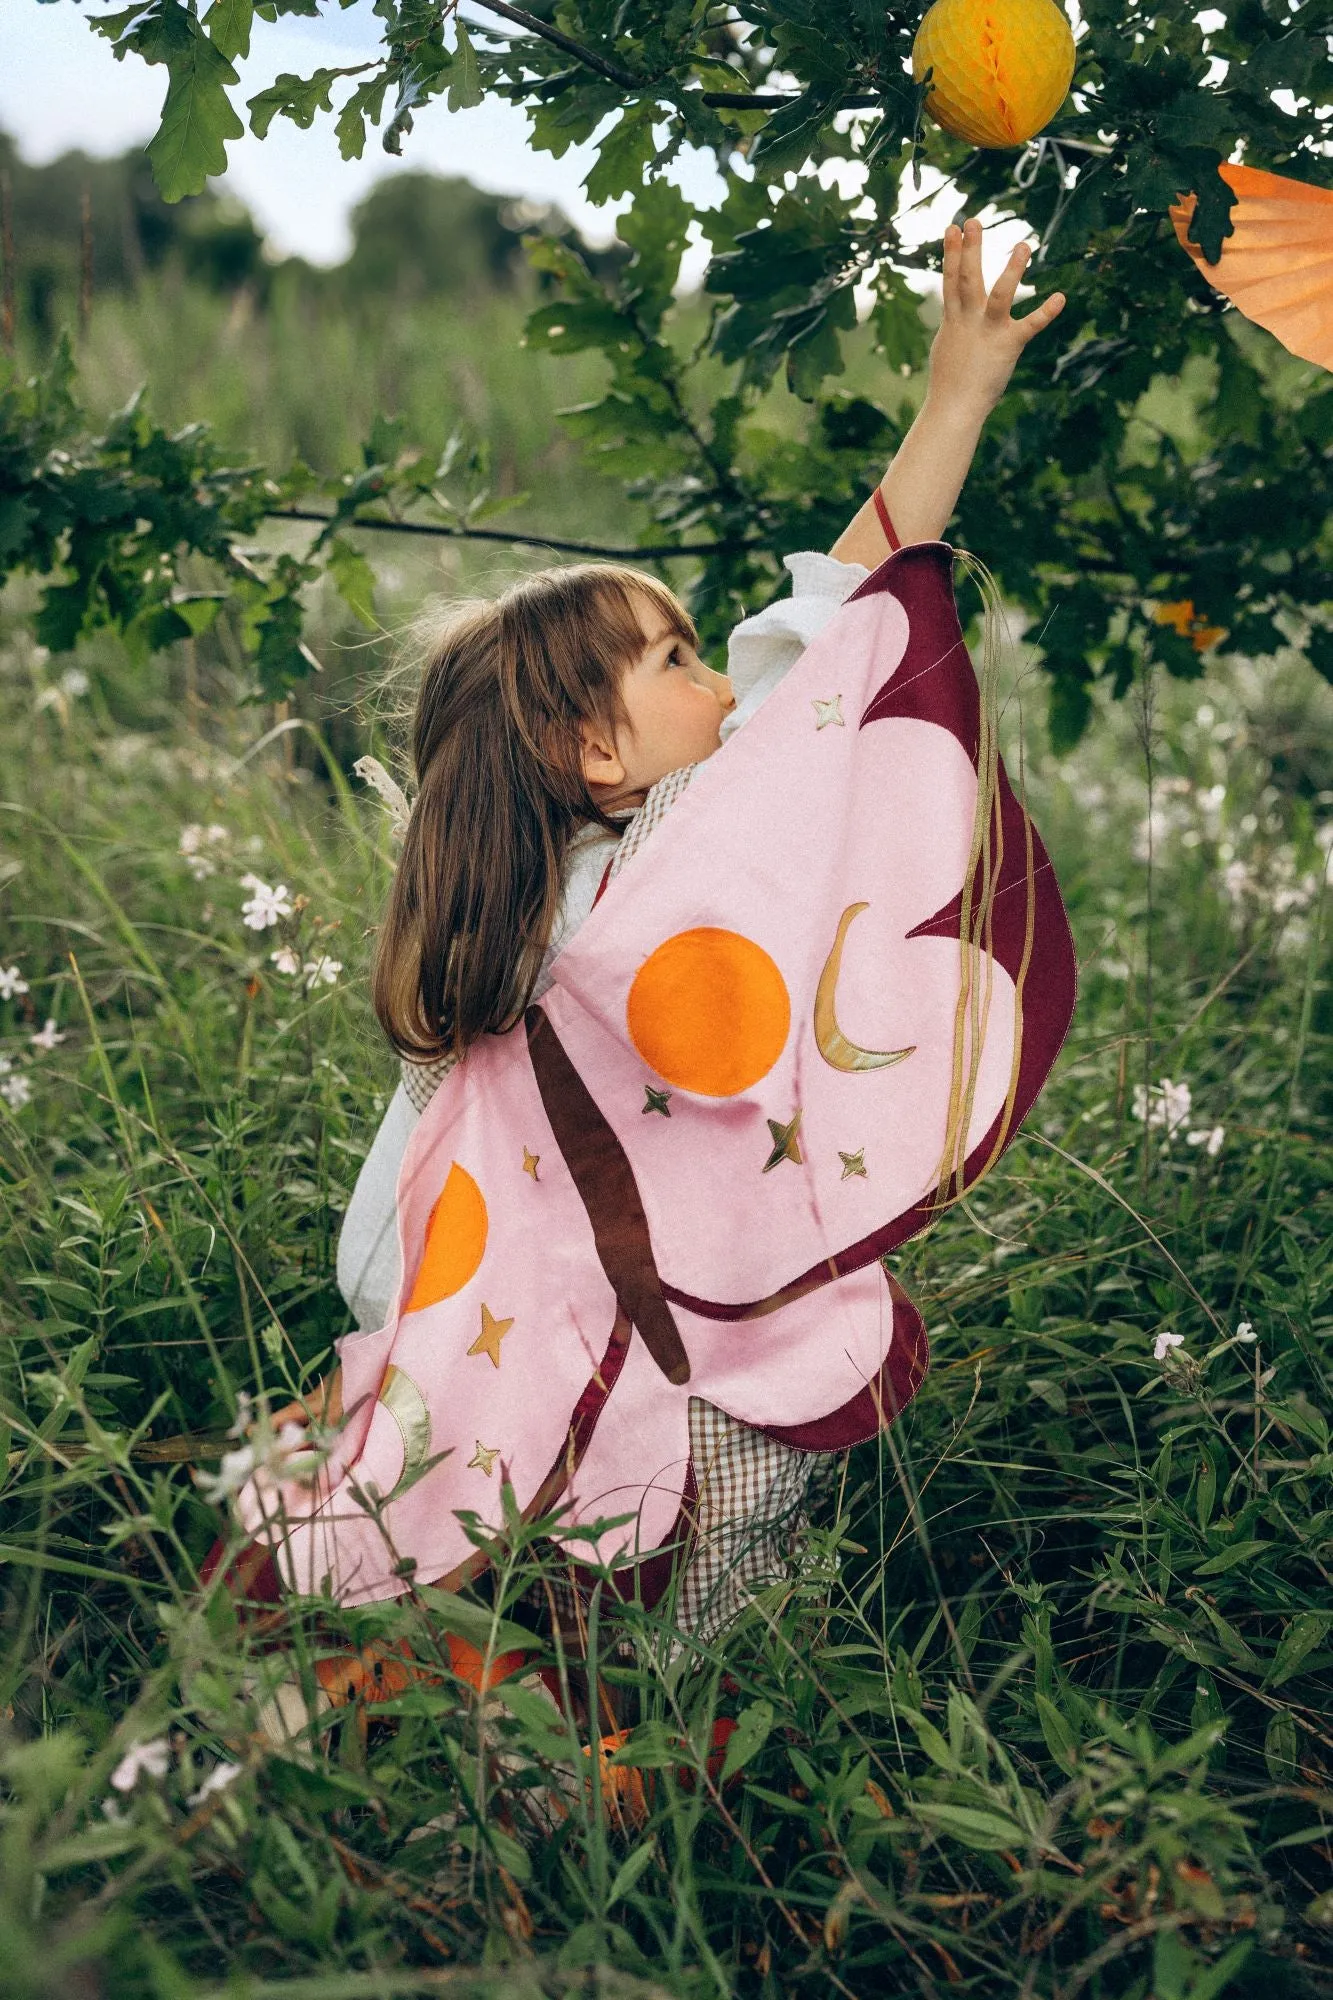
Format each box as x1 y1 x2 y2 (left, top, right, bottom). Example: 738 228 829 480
2 0 1021 291
2 0 731 265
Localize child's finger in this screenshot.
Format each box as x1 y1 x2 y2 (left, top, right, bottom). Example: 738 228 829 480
957 215 984 310
1014 290 1066 343
941 221 963 316
985 240 1033 322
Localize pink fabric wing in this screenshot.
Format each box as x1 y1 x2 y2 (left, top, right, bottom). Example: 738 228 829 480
243 542 1075 1608
240 1029 626 1603
543 543 1074 1322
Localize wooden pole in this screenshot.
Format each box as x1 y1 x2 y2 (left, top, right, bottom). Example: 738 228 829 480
79 183 93 342
1 170 15 357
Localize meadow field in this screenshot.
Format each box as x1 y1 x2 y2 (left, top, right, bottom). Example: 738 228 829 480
1 155 1331 2000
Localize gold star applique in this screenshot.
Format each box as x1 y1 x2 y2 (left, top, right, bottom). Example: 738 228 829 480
813 695 844 730
643 1086 672 1117
467 1303 515 1369
468 1440 499 1477
522 1146 541 1180
838 1147 868 1180
763 1110 804 1173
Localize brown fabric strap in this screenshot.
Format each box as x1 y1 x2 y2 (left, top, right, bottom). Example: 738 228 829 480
525 1007 690 1387
873 485 901 552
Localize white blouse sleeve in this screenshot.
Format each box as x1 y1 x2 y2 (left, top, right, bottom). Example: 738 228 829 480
721 550 870 741
336 1078 418 1336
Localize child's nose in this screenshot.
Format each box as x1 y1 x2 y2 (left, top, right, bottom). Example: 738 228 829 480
702 664 735 711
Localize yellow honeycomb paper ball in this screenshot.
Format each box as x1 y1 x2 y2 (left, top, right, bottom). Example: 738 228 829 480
912 0 1076 150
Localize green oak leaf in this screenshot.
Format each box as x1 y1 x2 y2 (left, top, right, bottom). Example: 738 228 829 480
326 536 377 629
148 20 244 201
584 103 657 204
447 22 483 112
248 67 349 139
335 73 392 160
204 0 253 63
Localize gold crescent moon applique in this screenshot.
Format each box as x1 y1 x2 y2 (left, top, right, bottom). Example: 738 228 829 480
814 903 916 1074
378 1364 433 1480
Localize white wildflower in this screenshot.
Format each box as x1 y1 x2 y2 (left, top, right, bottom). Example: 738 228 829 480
194 1419 319 1508
269 946 301 977
1235 1321 1257 1344
227 1390 256 1441
0 1073 33 1109
1132 1076 1193 1136
188 1760 242 1806
1186 1125 1225 1157
353 755 413 841
302 955 342 990
60 667 90 699
0 964 29 999
240 879 294 931
1154 1330 1186 1362
1220 860 1254 905
1272 875 1315 916
30 1019 65 1052
193 1443 258 1506
110 1736 171 1792
180 822 228 880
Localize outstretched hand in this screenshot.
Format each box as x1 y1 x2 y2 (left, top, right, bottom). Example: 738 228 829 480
829 217 1067 562
927 215 1066 417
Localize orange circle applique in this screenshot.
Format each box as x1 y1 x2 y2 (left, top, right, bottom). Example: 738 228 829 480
627 928 791 1098
404 1162 488 1312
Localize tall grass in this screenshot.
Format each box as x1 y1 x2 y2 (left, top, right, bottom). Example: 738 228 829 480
1 584 1330 1997
18 264 634 548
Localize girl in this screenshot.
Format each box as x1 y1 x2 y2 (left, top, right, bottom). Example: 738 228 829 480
319 218 1065 1643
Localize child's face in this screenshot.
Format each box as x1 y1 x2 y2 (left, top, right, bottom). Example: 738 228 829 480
582 595 735 810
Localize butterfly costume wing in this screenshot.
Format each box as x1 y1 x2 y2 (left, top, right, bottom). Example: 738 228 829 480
241 544 1077 1603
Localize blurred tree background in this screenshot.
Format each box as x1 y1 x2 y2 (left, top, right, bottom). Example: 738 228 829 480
12 0 1326 754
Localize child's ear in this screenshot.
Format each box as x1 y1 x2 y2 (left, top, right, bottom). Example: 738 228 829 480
579 719 625 790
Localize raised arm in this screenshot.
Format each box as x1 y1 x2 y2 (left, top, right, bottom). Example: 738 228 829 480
831 217 1066 567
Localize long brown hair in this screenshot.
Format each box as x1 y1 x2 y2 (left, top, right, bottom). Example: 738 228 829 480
374 563 696 1064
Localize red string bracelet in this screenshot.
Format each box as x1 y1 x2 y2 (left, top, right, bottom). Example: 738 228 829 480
872 486 901 552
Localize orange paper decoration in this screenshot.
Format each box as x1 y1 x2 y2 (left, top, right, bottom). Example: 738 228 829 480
1153 600 1228 655
1171 163 1333 374
312 1632 530 1708
912 0 1076 150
